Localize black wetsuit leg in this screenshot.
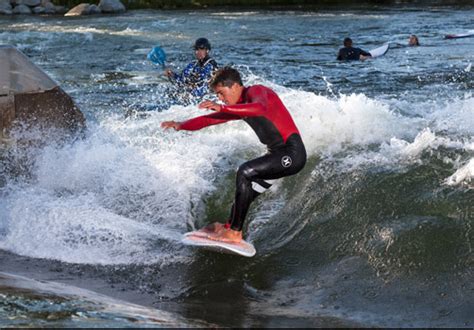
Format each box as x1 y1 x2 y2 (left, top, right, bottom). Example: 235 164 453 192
229 134 307 231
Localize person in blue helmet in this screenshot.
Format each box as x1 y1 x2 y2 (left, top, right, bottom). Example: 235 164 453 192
337 37 372 61
165 38 218 98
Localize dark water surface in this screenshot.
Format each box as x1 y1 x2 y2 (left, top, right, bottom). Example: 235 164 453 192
0 6 473 327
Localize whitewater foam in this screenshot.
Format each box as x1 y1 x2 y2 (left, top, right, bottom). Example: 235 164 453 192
0 106 260 264
445 158 474 186
1 81 473 264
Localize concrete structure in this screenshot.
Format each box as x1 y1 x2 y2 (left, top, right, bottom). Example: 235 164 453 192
0 45 85 144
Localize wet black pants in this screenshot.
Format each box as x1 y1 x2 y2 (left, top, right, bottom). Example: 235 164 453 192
229 134 307 231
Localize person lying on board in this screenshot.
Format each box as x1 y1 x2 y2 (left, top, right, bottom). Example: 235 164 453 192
337 37 372 61
164 37 218 98
161 67 307 243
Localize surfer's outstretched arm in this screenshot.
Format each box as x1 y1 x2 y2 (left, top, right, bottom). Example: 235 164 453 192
161 112 239 131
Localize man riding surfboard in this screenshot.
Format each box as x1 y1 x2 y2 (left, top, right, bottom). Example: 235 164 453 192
161 67 306 244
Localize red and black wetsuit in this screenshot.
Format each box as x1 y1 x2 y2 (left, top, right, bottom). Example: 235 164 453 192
180 85 307 231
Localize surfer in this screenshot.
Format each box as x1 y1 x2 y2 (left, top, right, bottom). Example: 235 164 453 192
408 34 420 46
161 67 307 243
165 37 218 98
337 37 372 61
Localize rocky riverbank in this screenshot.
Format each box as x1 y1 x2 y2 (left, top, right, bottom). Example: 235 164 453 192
1 0 472 15
62 0 474 9
0 0 125 15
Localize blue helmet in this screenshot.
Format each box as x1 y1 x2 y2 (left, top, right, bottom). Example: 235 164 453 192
193 38 211 50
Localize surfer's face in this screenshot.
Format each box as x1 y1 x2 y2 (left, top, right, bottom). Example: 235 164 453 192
195 48 208 61
408 35 418 46
214 83 243 105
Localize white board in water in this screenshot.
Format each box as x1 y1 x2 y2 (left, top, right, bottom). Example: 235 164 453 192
182 233 256 257
369 43 390 58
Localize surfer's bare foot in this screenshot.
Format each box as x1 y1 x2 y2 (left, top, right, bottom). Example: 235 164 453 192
190 222 225 236
187 222 226 238
200 222 225 234
206 227 242 243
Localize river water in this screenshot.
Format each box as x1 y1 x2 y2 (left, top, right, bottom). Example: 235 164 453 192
0 5 473 327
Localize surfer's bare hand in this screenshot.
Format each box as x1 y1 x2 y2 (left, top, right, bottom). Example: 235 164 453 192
198 100 222 112
164 68 173 77
161 121 181 130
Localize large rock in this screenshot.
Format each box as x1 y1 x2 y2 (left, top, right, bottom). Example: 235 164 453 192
42 1 55 13
98 0 125 13
0 0 12 14
40 0 67 14
64 3 101 16
10 0 37 6
0 46 85 143
17 0 41 7
32 5 45 14
64 3 92 16
53 5 67 14
89 4 101 14
12 4 31 14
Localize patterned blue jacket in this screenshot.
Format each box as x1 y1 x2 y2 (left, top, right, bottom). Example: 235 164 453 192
171 56 218 97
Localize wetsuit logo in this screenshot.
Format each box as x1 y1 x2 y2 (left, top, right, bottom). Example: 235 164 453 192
281 155 292 168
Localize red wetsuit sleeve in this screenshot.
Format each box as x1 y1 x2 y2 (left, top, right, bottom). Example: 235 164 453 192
220 86 267 117
220 102 265 117
179 112 240 131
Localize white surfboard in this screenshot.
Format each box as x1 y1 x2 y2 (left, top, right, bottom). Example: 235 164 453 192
182 233 256 257
444 32 474 39
369 43 390 58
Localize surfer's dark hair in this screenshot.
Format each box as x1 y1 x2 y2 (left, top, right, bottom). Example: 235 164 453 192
210 67 243 89
343 37 352 47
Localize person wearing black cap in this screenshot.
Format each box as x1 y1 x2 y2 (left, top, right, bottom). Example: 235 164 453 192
165 37 218 98
337 37 372 61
